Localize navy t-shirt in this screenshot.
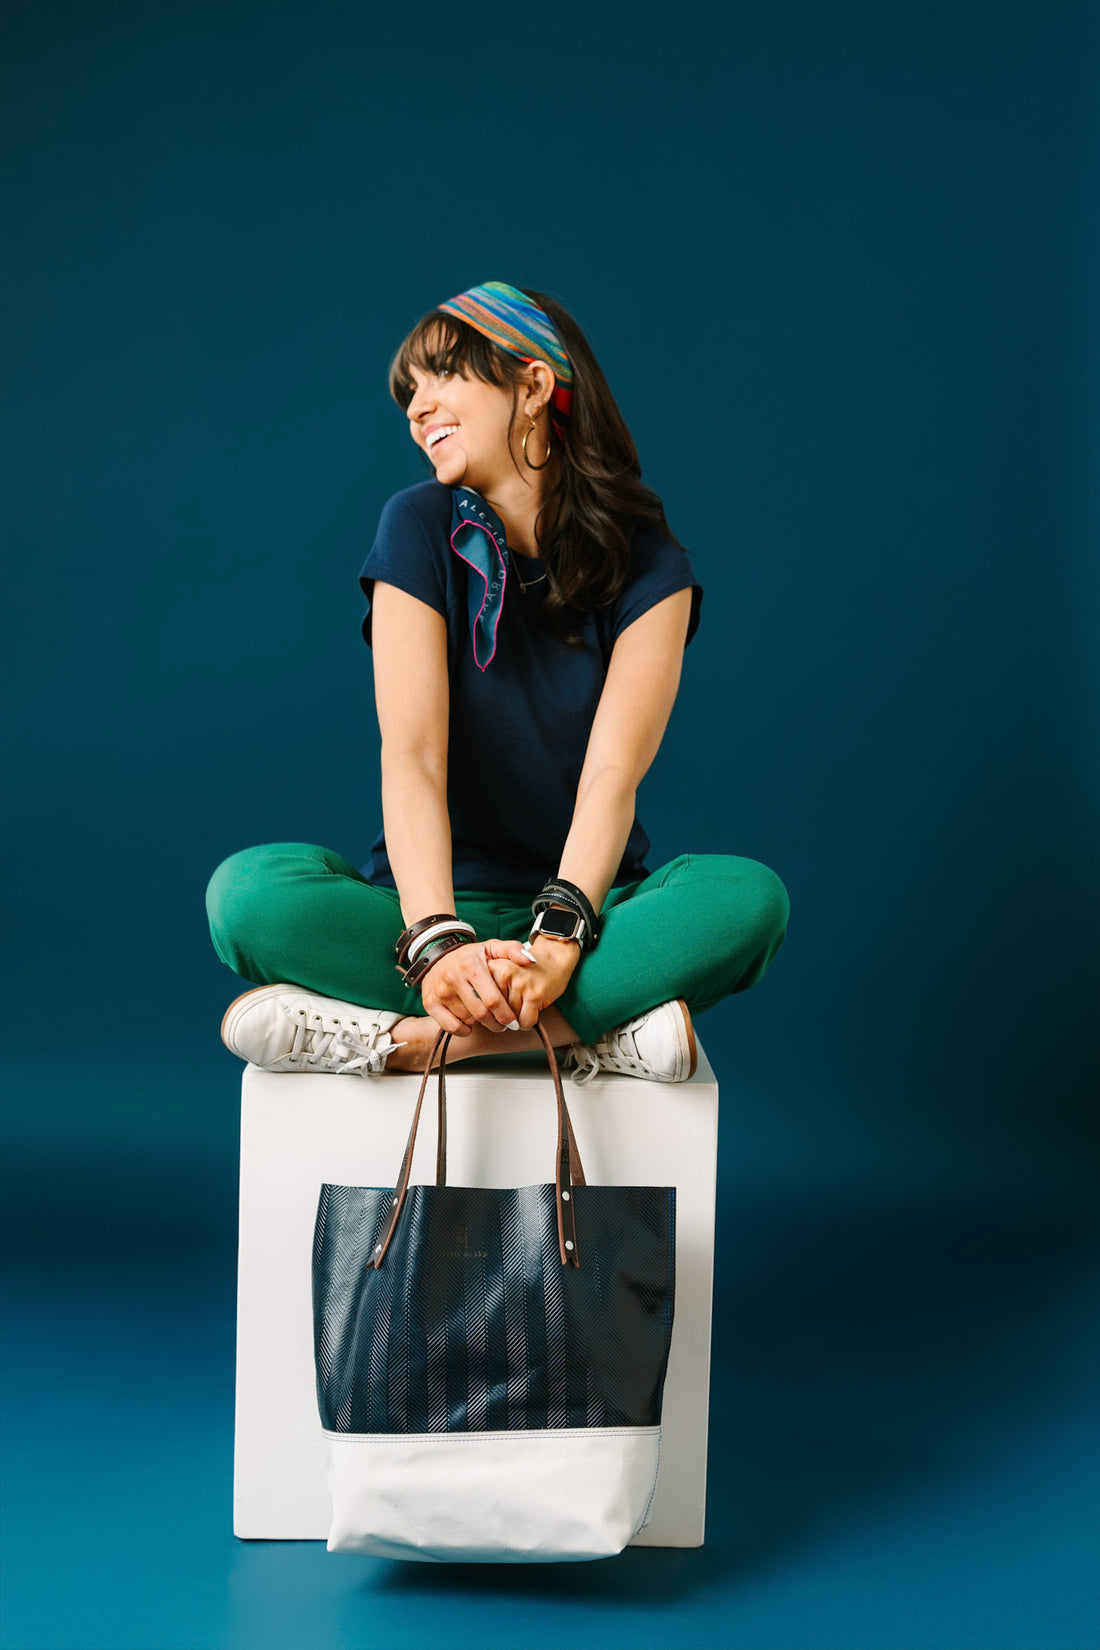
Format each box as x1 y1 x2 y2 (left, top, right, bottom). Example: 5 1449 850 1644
357 479 704 894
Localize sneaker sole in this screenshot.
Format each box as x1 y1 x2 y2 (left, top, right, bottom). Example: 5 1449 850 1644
674 998 699 1081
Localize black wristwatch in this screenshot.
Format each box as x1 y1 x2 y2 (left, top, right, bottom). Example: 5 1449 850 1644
528 904 586 945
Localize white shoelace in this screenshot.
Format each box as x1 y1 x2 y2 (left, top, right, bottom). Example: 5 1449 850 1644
566 1025 648 1085
280 1003 407 1075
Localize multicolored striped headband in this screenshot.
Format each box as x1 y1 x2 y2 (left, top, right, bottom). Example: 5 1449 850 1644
436 280 574 438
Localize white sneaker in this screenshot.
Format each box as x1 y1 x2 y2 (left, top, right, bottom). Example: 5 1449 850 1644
220 984 408 1076
563 998 698 1085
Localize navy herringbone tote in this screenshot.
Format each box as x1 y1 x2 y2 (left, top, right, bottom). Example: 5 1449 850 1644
312 1020 676 1562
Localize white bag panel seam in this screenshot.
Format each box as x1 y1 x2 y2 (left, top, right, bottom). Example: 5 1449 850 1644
636 1425 663 1531
321 1424 660 1444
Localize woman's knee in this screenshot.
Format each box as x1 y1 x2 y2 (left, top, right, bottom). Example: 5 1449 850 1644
663 852 791 942
734 857 791 942
692 855 790 994
206 846 266 959
204 841 333 954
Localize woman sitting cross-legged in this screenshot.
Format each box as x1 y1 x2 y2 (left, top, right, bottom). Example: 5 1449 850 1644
206 281 790 1083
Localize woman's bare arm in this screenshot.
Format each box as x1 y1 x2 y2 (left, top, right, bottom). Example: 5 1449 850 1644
370 580 456 924
370 579 531 1032
486 587 694 1025
557 586 693 913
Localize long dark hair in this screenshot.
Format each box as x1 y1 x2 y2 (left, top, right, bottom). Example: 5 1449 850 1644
387 288 690 647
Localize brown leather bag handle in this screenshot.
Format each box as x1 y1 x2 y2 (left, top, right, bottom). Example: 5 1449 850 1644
369 1018 587 1271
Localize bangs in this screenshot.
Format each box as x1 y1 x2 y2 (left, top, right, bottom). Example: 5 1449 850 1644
388 312 511 410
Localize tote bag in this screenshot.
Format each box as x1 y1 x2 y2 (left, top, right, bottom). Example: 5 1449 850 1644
311 1019 677 1562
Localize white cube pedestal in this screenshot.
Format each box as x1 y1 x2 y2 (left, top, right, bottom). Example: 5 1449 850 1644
233 1045 719 1547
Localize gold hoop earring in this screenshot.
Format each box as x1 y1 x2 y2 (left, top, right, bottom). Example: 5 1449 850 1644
522 419 551 470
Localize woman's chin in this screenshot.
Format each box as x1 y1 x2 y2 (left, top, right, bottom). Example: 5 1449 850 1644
433 451 468 483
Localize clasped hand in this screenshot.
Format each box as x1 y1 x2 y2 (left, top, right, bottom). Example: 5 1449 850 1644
418 936 580 1036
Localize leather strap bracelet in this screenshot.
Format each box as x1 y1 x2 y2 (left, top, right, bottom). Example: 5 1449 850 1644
398 929 471 989
532 878 601 951
395 914 475 972
396 912 460 966
402 920 476 971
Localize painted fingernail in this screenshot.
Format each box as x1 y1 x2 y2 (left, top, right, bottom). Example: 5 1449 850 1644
505 1019 521 1030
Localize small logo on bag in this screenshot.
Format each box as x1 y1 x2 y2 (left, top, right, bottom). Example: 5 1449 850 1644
443 1222 487 1260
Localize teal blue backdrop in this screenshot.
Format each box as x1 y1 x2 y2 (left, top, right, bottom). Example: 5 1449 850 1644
3 2 1097 1647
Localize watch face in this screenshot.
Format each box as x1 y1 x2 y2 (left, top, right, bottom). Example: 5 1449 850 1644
540 905 581 939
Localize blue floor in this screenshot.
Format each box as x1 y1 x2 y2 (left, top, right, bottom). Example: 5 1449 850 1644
3 1064 1098 1650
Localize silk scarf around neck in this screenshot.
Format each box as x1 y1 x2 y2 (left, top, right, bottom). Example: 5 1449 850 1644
449 486 518 672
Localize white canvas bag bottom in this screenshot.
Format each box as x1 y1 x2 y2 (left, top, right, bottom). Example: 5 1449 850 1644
323 1424 662 1562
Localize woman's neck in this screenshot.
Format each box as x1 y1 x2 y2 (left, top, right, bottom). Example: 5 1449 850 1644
473 469 558 559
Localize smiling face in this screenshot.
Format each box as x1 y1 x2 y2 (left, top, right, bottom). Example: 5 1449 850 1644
407 361 520 492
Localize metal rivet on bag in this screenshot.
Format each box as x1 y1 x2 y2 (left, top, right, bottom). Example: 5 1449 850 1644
374 1244 382 1253
565 1240 574 1251
561 1191 570 1201
392 1197 399 1207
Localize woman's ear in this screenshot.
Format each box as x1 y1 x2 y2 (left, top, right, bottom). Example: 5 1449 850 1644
522 359 557 420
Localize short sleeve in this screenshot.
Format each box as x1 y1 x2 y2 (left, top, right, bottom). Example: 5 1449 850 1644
610 525 704 648
358 492 448 648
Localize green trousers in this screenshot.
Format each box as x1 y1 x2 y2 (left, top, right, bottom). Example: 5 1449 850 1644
204 843 791 1047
